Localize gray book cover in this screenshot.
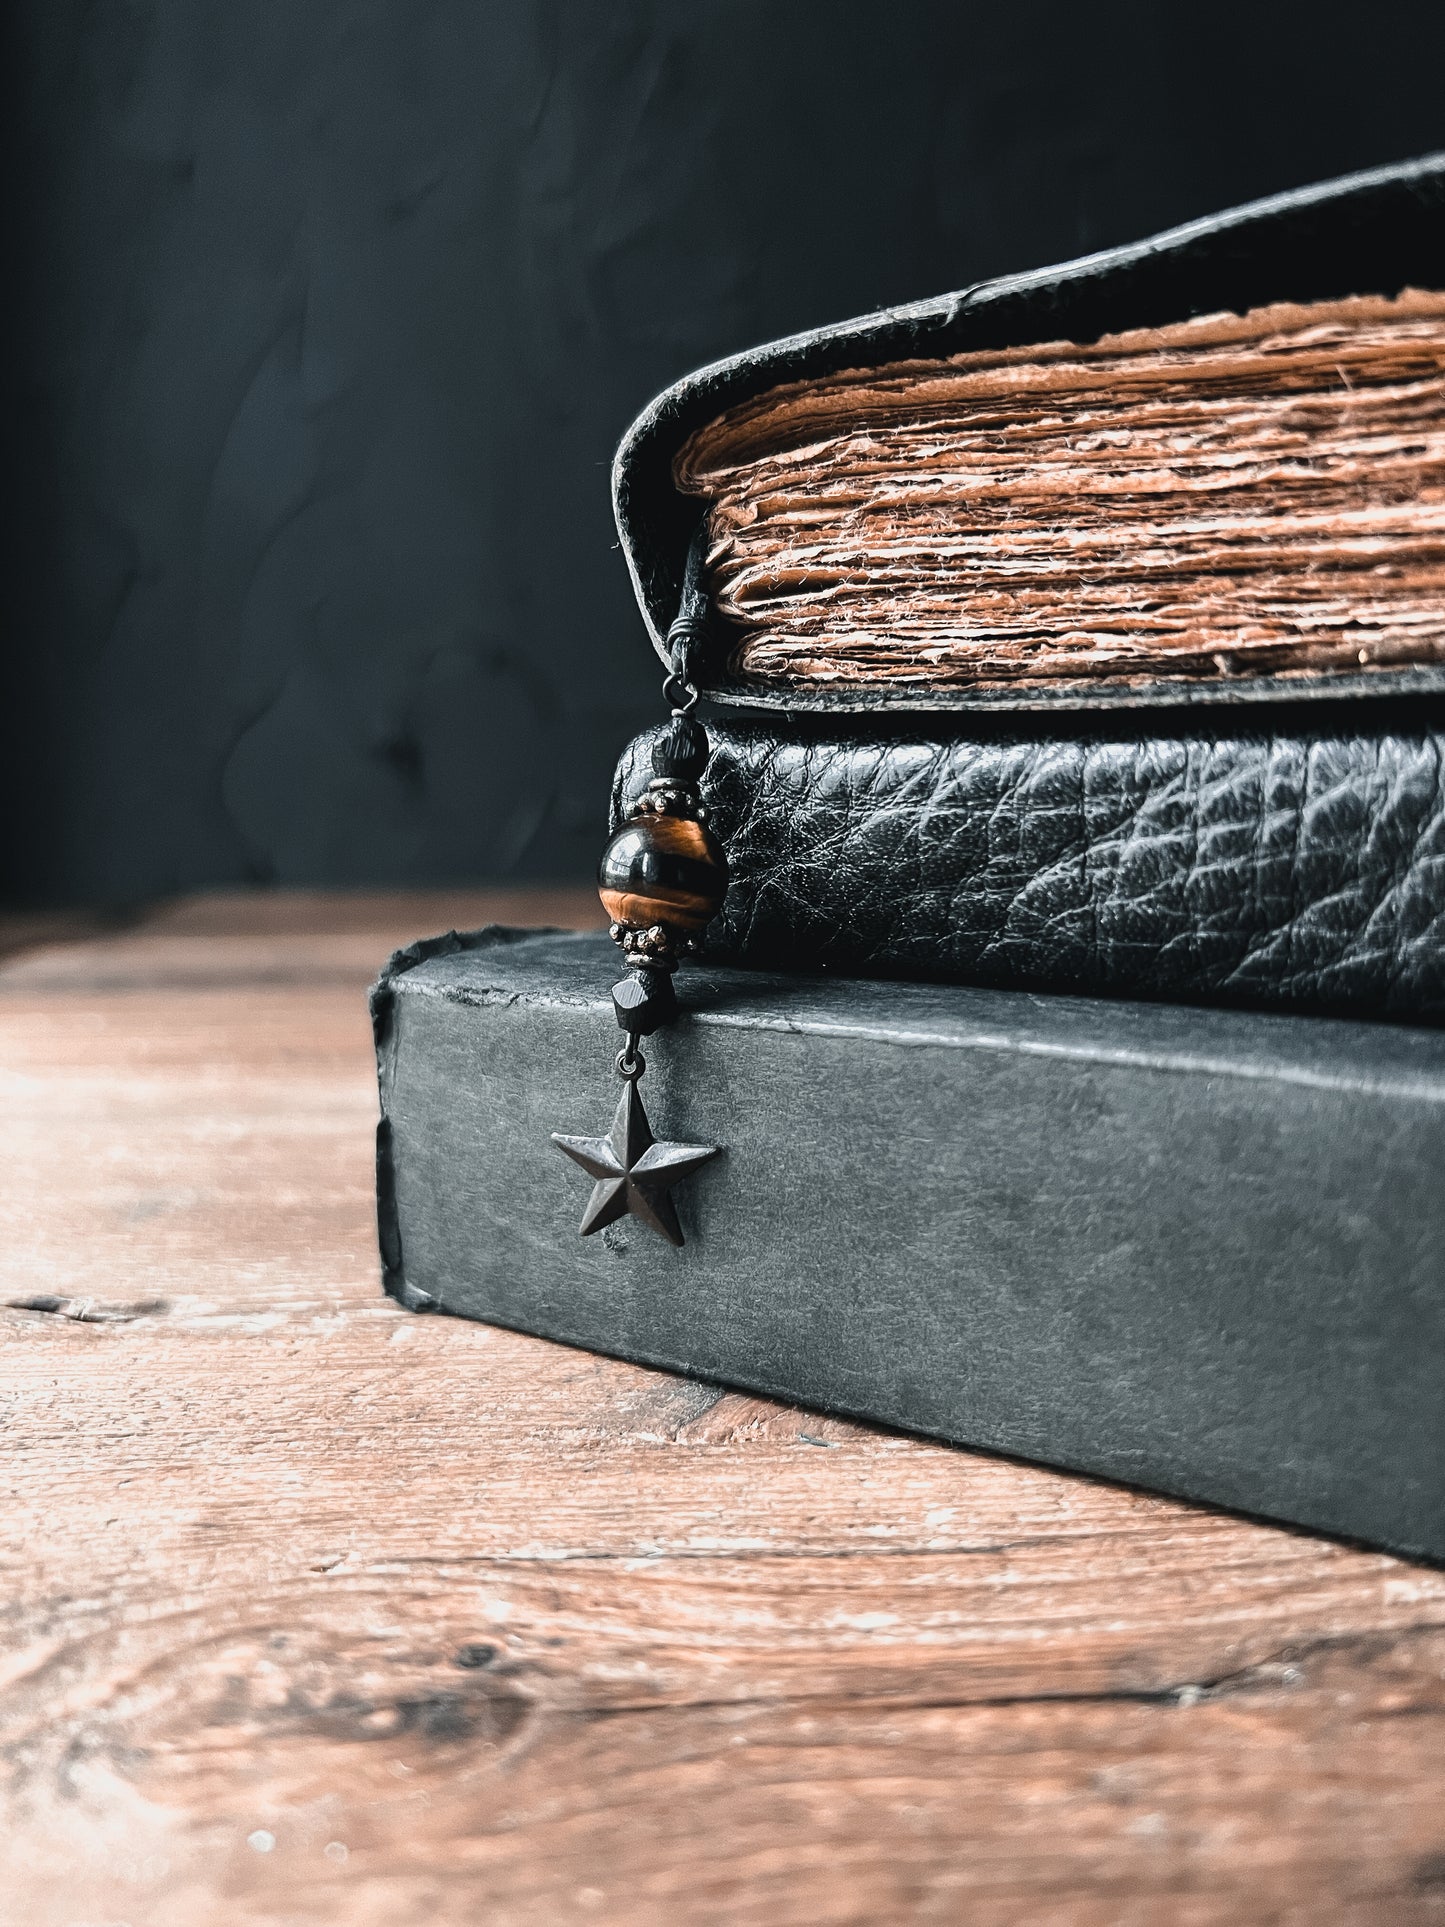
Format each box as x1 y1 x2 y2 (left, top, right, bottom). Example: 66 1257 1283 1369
373 926 1445 1560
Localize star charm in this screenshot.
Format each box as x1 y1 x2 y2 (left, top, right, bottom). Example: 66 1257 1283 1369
552 1078 720 1247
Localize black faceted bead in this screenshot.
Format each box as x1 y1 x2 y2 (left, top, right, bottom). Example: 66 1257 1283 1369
651 715 710 782
612 968 678 1035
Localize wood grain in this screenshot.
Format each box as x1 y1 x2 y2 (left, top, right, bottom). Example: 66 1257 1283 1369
2 889 1443 1926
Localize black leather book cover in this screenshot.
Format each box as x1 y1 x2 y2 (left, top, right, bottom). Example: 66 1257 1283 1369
614 712 1445 1024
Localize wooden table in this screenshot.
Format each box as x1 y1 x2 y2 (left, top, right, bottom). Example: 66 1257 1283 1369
3 890 1443 1926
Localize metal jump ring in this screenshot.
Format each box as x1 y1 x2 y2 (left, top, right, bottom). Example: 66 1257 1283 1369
616 1044 646 1081
661 673 698 714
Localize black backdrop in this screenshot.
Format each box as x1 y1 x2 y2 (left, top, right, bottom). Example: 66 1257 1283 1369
5 1 1445 902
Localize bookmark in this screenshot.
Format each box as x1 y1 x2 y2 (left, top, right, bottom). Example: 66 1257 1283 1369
552 528 725 1245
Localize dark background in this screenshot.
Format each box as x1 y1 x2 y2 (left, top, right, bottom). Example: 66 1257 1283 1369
5 1 1445 904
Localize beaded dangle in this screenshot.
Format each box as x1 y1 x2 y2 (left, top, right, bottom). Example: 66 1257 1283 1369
551 530 726 1246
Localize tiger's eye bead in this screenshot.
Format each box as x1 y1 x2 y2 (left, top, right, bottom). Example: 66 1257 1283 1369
598 813 727 935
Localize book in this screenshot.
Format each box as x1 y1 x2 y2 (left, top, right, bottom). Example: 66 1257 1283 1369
373 925 1445 1561
674 293 1445 692
613 710 1445 1024
615 151 1445 713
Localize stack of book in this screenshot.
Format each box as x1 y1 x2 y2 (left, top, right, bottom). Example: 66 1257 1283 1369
377 158 1445 1561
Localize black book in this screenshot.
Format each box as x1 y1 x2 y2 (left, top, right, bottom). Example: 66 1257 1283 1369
374 926 1445 1562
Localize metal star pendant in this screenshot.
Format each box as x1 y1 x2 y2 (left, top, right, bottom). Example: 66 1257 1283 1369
552 1078 720 1247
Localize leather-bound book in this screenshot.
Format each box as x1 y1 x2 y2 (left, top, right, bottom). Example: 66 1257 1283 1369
611 154 1445 1020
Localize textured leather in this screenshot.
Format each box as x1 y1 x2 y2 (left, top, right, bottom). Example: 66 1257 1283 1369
613 715 1445 1022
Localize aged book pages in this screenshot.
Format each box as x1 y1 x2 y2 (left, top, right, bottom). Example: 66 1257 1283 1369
675 292 1445 688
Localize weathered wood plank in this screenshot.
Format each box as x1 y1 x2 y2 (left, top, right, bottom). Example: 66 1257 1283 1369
1 891 1443 1925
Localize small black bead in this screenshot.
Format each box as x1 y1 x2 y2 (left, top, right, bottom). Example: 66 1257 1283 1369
612 968 678 1035
651 715 709 782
